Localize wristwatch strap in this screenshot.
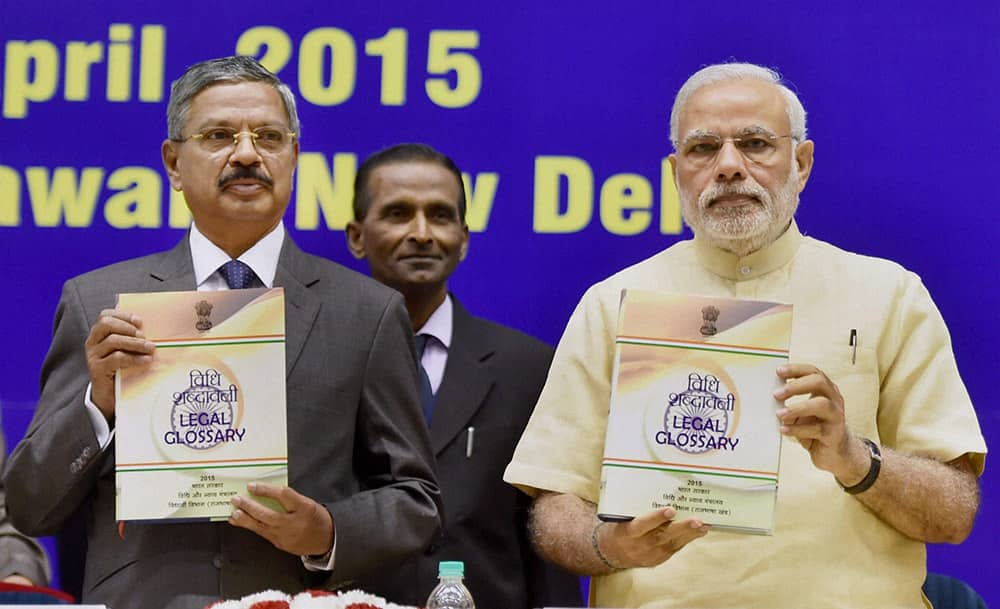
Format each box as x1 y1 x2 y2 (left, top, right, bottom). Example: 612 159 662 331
840 438 882 495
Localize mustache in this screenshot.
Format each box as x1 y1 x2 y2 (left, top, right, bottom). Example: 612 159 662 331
218 167 273 189
700 181 768 206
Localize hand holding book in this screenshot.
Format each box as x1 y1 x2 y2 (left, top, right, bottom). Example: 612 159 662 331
229 482 334 557
774 363 873 488
596 506 709 571
86 308 156 421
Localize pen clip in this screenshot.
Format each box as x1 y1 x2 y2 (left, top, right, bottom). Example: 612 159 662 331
849 329 857 365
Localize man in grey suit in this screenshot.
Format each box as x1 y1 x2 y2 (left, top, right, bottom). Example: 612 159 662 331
346 144 583 609
3 57 441 609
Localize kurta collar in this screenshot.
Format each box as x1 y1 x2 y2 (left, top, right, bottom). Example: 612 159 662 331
693 220 803 281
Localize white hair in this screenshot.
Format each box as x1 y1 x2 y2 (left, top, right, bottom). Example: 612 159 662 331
669 63 807 147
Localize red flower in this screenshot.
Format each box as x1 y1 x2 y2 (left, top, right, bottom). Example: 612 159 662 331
305 590 338 597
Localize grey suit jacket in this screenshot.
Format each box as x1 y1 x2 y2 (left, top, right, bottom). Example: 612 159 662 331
358 300 582 609
3 236 442 609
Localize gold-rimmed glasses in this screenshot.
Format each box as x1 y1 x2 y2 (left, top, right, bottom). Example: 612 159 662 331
176 126 297 155
675 130 795 168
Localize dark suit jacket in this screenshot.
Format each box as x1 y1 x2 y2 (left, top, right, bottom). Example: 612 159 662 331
358 300 582 609
3 236 442 609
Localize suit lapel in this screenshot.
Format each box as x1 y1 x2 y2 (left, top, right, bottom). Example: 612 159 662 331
150 239 197 290
272 236 321 378
430 300 496 455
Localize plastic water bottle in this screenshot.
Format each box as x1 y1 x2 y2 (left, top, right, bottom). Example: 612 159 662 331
426 560 475 609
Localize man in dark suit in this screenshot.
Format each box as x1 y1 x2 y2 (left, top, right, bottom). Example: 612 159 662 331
3 57 441 609
346 143 583 609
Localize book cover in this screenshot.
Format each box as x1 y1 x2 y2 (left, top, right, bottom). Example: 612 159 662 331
114 288 287 522
597 289 792 534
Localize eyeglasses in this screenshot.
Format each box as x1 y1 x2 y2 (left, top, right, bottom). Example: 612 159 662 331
675 131 795 168
176 126 297 155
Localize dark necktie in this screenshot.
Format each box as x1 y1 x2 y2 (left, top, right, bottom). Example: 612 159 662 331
414 334 436 424
218 260 259 289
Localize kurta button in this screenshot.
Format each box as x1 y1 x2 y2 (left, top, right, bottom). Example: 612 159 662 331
739 266 751 276
212 554 223 569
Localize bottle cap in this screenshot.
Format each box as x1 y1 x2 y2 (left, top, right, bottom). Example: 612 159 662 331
438 560 465 578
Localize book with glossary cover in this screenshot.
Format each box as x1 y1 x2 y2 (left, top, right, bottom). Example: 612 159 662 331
114 288 287 522
597 289 792 534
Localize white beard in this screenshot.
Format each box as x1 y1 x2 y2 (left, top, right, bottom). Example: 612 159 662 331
681 160 801 257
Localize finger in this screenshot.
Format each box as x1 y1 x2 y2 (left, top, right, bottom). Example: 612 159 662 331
776 397 837 423
670 520 711 548
774 398 824 425
87 319 156 361
647 519 708 559
228 506 267 537
99 309 144 327
779 419 827 441
87 311 145 344
773 373 829 401
248 483 306 512
775 397 844 425
231 494 281 527
777 413 822 433
88 347 155 379
90 334 157 360
246 482 282 499
663 518 709 541
625 507 677 537
775 363 822 380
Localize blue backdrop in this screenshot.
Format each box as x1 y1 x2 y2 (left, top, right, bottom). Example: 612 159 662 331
2 1 997 603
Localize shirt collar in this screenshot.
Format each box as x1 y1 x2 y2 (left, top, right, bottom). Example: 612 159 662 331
416 293 453 350
693 220 802 281
189 221 285 288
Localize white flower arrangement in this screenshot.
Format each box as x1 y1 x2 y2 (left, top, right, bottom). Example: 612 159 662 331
206 588 419 609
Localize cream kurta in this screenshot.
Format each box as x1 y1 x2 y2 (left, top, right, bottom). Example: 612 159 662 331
505 222 986 609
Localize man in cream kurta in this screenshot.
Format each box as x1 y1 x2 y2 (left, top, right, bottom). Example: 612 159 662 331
504 63 986 609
